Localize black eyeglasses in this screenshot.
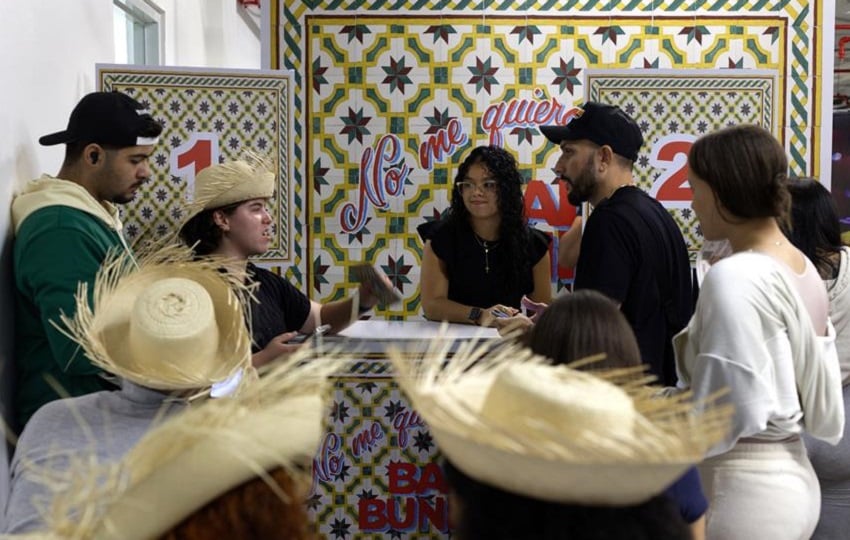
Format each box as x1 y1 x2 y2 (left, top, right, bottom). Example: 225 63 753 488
456 180 498 194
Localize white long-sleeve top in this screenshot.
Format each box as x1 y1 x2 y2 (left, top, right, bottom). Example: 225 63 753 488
673 252 844 457
826 246 850 384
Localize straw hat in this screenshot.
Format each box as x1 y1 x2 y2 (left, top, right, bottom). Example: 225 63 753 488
27 349 341 540
57 244 253 391
181 152 276 226
391 339 732 505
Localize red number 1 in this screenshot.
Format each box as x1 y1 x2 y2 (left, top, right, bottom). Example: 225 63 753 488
170 133 220 200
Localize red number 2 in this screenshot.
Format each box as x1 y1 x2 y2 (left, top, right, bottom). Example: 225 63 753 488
649 134 696 205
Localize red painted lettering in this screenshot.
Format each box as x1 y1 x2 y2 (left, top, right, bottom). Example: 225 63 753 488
388 462 418 495
417 463 448 493
351 422 385 458
393 409 426 449
359 496 450 533
418 118 467 171
359 498 387 530
480 89 581 146
340 134 411 233
311 433 345 491
524 179 575 228
170 132 220 198
418 495 448 532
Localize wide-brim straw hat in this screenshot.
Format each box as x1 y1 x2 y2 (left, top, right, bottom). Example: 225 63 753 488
391 338 732 506
58 244 253 391
180 152 276 227
22 349 342 540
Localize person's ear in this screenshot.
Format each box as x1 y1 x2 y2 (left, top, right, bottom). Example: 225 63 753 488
597 145 615 171
83 143 103 166
212 210 230 232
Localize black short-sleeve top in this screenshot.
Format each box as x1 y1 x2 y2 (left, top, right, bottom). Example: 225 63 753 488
420 218 550 309
246 262 312 353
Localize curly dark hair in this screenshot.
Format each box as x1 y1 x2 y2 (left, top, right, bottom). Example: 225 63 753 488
179 202 241 256
446 145 530 285
444 460 690 540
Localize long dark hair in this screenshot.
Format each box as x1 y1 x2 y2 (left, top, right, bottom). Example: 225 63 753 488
444 460 689 540
446 145 529 284
783 177 844 280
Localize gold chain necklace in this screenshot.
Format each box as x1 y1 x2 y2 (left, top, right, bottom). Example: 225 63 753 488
473 233 500 274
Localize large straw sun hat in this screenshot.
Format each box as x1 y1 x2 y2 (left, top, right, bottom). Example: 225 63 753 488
21 349 341 540
391 338 732 505
58 244 252 391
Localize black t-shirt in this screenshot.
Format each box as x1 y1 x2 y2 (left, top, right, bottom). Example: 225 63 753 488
246 262 312 353
420 218 551 309
574 186 694 386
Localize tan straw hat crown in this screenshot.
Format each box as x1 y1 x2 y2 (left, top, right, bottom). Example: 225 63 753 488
391 337 732 506
181 152 275 226
58 244 253 391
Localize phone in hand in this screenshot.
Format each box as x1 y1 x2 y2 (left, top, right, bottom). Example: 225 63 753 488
490 309 512 319
289 324 332 344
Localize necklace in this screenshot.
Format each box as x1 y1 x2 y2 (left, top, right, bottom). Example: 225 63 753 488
473 233 500 274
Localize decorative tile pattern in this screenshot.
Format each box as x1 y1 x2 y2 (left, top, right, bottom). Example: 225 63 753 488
271 3 823 536
97 66 297 269
587 69 777 257
308 360 449 539
299 14 796 310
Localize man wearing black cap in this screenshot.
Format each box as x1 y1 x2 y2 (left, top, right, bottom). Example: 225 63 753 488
11 91 163 428
540 102 693 386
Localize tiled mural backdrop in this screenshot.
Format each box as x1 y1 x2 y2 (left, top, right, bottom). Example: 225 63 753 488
274 8 821 317
269 2 825 538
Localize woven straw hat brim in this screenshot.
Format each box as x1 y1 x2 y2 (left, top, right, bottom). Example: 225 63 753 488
40 349 343 540
433 426 692 505
58 244 253 392
180 161 275 229
90 394 321 540
390 337 732 506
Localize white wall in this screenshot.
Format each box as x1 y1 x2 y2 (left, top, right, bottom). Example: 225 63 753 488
0 0 260 510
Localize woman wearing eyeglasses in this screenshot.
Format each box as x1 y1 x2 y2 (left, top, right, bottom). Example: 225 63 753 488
418 145 551 327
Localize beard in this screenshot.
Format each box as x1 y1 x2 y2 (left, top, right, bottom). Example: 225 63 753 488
564 157 597 206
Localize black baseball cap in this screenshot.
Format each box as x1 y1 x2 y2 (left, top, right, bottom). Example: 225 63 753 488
39 91 161 147
540 102 644 162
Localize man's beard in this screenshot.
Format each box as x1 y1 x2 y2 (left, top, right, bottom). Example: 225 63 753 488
564 158 596 206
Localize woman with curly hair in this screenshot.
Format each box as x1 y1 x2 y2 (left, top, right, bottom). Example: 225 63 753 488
418 145 551 327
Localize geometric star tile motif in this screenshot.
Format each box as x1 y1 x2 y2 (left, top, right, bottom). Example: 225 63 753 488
98 65 297 270
270 2 823 537
293 12 813 316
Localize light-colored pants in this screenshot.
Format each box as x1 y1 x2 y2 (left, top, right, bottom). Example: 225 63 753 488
699 438 820 540
804 384 850 540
